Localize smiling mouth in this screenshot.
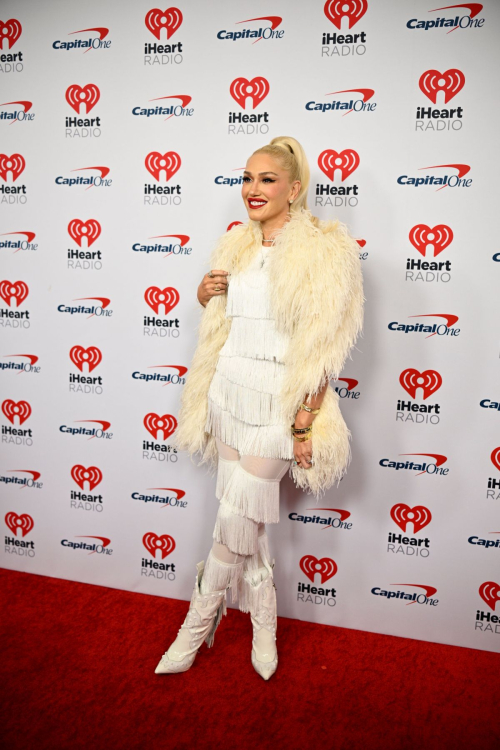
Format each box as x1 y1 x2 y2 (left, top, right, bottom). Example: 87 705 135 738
248 199 268 208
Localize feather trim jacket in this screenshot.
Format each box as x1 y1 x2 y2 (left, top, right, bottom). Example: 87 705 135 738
173 207 365 498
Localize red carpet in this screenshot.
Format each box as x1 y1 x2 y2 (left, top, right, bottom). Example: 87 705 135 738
1 567 499 750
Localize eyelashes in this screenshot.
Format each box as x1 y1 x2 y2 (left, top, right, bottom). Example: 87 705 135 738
242 177 275 183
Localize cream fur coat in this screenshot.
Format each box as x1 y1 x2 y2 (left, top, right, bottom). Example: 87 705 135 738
173 207 365 498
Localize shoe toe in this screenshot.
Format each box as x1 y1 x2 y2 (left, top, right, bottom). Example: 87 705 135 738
251 651 278 680
154 653 195 674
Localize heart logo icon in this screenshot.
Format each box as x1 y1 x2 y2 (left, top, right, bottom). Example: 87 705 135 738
479 581 500 612
390 504 432 534
69 346 102 373
2 399 31 425
300 554 337 584
409 224 453 257
142 532 176 559
5 511 34 537
419 69 465 104
324 0 368 30
65 84 100 114
399 369 442 399
71 465 103 491
318 149 359 182
0 279 29 307
230 77 270 109
145 151 181 181
491 447 500 472
0 153 26 181
145 8 183 40
143 413 177 440
68 219 101 247
144 286 179 315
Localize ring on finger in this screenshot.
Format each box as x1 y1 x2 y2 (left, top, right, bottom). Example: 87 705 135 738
215 286 220 291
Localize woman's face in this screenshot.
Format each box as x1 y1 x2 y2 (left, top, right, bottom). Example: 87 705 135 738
241 153 300 223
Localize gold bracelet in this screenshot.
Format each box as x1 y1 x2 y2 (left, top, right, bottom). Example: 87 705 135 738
293 433 312 442
299 402 320 414
290 424 312 434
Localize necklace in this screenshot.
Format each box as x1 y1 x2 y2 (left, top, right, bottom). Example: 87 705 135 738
259 242 272 268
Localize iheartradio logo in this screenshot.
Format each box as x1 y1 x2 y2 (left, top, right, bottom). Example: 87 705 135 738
0 18 22 48
390 504 432 534
144 413 177 440
65 84 100 114
71 465 102 491
2 399 31 425
409 224 453 257
318 149 359 181
145 151 181 181
491 447 500 472
0 153 25 181
5 511 33 537
145 8 183 39
300 555 337 583
419 69 465 104
324 0 368 29
70 346 102 372
479 581 500 612
68 219 101 247
144 286 179 315
400 369 442 399
142 532 176 559
230 77 269 109
0 280 28 307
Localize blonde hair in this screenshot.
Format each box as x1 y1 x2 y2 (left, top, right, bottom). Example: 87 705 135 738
251 136 312 215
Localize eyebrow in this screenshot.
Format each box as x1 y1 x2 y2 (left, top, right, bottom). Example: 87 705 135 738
243 170 278 176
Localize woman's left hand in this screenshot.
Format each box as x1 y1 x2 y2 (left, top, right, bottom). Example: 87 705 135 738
294 438 313 469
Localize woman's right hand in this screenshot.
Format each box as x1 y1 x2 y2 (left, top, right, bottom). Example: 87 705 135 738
197 269 229 307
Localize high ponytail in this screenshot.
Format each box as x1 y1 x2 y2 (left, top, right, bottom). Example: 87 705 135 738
251 136 313 216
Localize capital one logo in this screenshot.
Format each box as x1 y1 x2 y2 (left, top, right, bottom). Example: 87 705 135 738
390 504 432 534
144 286 179 314
0 154 25 181
300 554 337 583
70 346 102 372
2 399 31 425
5 511 33 536
143 531 176 559
230 77 270 109
144 413 177 440
419 69 465 104
145 7 183 39
479 581 500 611
324 0 368 29
68 219 101 247
0 280 29 307
400 369 442 399
71 465 103 491
0 18 22 48
145 151 181 181
65 84 100 114
409 224 453 257
318 149 359 181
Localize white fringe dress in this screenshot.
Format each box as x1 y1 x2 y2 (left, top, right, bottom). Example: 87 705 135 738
204 243 295 560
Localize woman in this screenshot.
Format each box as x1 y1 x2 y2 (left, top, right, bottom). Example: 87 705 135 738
155 136 364 680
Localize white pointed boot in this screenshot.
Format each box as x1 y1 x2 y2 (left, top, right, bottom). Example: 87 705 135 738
155 560 227 674
244 556 278 681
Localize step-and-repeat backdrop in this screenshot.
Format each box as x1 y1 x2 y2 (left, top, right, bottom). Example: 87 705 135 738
1 0 499 653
